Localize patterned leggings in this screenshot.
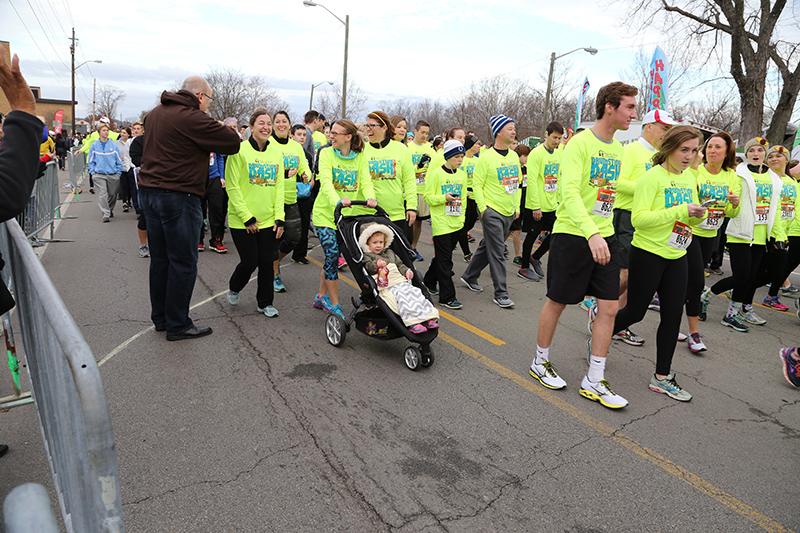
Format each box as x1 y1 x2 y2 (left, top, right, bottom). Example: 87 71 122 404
318 226 340 281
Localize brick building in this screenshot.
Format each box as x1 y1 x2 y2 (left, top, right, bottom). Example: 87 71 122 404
1 40 76 132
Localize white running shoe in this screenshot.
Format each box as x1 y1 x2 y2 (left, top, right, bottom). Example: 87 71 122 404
686 332 707 353
677 332 688 341
529 361 567 390
579 375 628 409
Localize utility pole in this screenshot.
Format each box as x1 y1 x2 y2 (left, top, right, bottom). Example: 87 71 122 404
70 28 76 136
92 78 96 130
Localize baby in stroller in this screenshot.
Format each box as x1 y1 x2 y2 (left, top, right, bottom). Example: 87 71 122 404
358 223 440 334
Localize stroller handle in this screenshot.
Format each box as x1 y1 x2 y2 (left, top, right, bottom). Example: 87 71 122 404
334 200 389 220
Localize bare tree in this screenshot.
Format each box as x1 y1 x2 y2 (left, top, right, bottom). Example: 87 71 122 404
317 80 368 122
96 85 126 122
624 0 800 143
204 67 290 125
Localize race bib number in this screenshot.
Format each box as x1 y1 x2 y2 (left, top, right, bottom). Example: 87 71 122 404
781 203 795 222
755 206 769 225
415 171 426 186
668 221 692 250
590 188 616 217
699 208 724 230
544 176 558 193
503 175 519 194
521 173 527 188
446 198 462 216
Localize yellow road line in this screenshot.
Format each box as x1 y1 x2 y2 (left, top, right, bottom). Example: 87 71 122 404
308 256 505 345
437 331 793 533
98 257 791 531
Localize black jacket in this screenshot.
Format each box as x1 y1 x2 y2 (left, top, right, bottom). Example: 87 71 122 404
0 111 43 222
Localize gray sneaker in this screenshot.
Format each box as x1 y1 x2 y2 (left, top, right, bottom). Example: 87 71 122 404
648 373 692 402
138 244 150 258
531 259 545 278
461 277 483 292
493 296 515 308
517 268 540 281
739 305 766 325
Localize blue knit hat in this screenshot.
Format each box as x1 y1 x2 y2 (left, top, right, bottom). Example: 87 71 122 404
490 114 514 138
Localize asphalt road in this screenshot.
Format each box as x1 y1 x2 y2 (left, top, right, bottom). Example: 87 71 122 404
2 169 799 532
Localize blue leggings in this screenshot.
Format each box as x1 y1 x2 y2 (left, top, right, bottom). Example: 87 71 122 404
318 226 340 281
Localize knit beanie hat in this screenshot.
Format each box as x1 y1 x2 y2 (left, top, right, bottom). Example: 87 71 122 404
464 134 479 151
490 115 515 138
767 144 789 161
443 140 466 161
743 137 768 155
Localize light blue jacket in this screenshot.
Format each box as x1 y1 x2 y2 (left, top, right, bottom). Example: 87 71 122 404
87 139 122 176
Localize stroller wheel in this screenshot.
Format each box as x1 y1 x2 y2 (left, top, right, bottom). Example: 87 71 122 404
420 346 434 368
326 314 346 347
404 346 422 371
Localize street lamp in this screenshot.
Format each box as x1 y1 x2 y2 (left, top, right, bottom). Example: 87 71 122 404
71 58 101 136
310 80 334 110
303 0 349 119
541 47 597 138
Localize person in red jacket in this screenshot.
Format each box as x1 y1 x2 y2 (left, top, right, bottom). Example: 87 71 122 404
138 76 240 341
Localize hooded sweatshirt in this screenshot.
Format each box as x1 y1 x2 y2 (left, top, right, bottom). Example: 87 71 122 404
138 90 240 197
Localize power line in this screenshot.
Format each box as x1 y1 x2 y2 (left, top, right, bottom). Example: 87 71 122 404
7 0 67 85
61 0 73 26
42 0 68 36
23 0 71 71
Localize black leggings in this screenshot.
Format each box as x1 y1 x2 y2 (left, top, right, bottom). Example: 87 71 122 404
756 245 788 298
780 236 800 285
615 246 687 376
685 235 717 316
521 210 555 268
229 228 277 309
710 242 765 305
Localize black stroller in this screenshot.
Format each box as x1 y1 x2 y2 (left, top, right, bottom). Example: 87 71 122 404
324 201 437 370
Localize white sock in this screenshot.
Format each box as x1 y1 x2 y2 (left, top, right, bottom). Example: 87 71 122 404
727 301 741 318
534 345 549 366
587 355 606 382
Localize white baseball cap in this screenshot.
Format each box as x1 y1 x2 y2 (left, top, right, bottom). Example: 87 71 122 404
642 109 676 126
99 116 110 124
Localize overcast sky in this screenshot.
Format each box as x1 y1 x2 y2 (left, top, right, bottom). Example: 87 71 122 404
3 0 799 125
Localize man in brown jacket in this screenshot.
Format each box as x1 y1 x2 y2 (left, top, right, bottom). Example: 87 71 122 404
138 76 240 340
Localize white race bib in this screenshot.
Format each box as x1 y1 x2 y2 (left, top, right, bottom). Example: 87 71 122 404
445 198 462 216
755 206 769 225
781 203 795 222
699 207 724 230
544 176 558 192
503 175 519 194
667 221 692 250
590 188 615 218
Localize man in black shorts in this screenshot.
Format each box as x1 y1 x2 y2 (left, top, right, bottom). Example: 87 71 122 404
530 81 638 409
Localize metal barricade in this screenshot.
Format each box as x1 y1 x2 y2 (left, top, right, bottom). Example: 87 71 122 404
3 483 59 533
0 219 125 533
15 161 75 244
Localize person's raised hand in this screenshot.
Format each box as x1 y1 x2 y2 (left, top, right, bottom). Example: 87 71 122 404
0 45 35 115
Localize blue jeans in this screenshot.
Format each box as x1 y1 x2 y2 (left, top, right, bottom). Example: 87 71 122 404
139 187 203 334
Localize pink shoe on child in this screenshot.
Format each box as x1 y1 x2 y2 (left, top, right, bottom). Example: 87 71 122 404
424 320 439 330
408 323 428 334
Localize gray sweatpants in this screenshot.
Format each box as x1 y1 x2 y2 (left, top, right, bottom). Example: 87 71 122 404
462 207 514 298
94 173 120 218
